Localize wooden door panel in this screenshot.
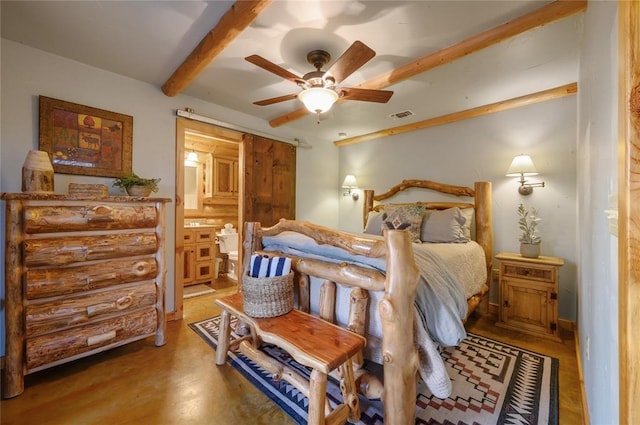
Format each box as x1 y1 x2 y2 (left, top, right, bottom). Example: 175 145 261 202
243 135 296 227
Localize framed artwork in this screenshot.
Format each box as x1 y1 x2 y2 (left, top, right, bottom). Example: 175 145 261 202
39 96 133 177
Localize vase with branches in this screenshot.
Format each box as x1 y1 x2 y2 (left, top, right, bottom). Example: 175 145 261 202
517 203 541 257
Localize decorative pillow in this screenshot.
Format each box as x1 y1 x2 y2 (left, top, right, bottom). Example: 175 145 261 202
421 207 468 243
363 210 384 235
382 204 425 243
459 207 474 239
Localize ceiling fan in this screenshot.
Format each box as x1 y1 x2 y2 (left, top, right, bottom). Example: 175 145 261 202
246 41 393 122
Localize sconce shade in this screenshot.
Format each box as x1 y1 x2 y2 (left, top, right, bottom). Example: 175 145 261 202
341 174 358 189
506 154 538 176
298 87 339 113
187 151 198 161
341 174 359 200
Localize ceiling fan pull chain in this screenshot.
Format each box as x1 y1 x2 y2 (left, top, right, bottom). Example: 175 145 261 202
316 111 321 124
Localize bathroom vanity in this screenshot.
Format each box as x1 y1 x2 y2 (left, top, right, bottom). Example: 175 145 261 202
182 225 222 287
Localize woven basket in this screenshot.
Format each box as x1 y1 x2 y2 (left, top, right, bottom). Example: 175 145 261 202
242 272 294 318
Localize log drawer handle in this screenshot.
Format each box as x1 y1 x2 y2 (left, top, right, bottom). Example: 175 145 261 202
85 272 118 284
86 295 133 316
87 215 114 223
87 331 116 347
88 247 116 254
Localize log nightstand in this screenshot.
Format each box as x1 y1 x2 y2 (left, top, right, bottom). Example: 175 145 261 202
495 252 564 342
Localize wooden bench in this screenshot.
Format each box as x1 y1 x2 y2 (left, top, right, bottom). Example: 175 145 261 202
215 293 366 425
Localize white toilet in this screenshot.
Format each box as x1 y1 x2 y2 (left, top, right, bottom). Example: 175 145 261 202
217 229 239 282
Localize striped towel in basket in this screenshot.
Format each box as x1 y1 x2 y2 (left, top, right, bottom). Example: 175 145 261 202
250 255 291 278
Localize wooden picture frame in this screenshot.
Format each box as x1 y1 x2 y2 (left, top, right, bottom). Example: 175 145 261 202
38 96 133 178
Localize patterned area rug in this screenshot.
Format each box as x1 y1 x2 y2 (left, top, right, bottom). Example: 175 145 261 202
189 316 558 425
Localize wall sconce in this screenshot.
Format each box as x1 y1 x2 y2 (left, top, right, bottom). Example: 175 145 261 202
506 154 545 196
341 175 359 200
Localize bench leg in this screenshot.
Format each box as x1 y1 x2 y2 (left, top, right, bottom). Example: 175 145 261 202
308 369 328 425
338 359 361 423
216 310 231 365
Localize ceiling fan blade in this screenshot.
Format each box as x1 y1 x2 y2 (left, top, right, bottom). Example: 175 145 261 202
340 87 393 103
245 55 303 85
253 93 299 106
325 40 375 84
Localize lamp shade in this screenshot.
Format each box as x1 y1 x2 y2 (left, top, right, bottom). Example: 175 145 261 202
341 174 358 189
298 87 339 113
506 154 538 176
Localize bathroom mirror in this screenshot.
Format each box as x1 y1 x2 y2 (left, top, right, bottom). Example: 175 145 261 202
184 164 198 210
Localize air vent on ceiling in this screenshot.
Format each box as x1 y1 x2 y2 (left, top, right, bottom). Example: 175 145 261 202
389 110 414 120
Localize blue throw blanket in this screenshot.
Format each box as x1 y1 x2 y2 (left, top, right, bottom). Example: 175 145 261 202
261 231 467 347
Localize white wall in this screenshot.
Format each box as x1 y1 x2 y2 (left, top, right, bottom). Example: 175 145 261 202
0 38 333 355
577 2 619 423
338 97 578 320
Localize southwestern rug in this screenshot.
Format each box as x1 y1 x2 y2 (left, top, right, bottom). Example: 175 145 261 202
189 316 558 425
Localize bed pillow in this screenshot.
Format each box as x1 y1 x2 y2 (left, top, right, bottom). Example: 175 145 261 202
363 210 384 235
421 207 468 243
382 204 425 243
460 207 474 239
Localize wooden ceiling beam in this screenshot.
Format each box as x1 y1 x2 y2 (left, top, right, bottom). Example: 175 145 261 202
334 83 578 147
269 0 586 128
162 0 273 97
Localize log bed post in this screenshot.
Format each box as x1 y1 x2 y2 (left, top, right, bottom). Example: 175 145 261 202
379 229 421 424
474 181 493 312
363 189 375 225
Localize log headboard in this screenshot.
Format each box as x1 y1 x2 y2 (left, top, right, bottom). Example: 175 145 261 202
363 179 493 286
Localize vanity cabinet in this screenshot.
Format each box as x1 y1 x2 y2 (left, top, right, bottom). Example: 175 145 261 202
183 227 217 286
1 193 170 398
182 230 196 285
213 157 238 198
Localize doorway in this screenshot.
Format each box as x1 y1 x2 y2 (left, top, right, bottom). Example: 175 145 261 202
174 117 244 320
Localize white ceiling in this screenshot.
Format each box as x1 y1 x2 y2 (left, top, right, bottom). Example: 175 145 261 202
1 1 583 143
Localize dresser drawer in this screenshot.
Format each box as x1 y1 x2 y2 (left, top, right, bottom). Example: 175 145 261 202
26 257 158 299
23 205 158 234
26 308 157 371
25 281 157 337
501 261 556 283
24 232 158 267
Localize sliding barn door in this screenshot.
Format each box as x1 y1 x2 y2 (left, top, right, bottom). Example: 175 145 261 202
243 134 296 227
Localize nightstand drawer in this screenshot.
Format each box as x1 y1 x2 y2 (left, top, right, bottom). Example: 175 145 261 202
501 262 556 283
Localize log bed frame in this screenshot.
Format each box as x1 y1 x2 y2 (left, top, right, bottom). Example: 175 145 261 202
241 180 492 424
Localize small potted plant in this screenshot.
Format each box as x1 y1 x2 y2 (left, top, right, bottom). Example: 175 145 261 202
517 203 541 258
113 172 160 197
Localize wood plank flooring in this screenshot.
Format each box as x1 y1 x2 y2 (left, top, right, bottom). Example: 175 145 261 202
1 283 584 425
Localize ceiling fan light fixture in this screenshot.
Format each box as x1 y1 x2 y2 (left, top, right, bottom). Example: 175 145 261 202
298 87 339 113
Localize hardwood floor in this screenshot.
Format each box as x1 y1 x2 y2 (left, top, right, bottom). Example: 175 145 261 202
1 284 584 425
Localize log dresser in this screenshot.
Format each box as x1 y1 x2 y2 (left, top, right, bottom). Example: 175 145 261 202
1 193 171 398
